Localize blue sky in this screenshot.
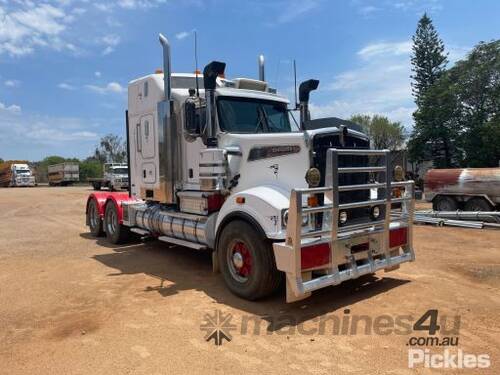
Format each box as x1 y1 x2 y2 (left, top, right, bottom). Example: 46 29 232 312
0 0 499 161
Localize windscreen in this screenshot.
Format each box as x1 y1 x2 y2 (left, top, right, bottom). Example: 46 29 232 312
112 168 128 174
217 97 292 133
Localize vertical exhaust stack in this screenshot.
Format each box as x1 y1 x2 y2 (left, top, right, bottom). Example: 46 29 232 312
200 61 229 192
159 34 171 101
298 79 319 130
203 61 226 148
258 54 265 81
157 33 176 204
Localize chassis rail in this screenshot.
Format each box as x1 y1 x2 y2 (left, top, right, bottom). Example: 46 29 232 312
273 148 416 302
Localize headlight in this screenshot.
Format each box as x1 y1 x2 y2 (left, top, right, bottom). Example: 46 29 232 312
282 209 289 227
371 205 381 220
281 209 310 228
305 167 321 187
339 210 348 225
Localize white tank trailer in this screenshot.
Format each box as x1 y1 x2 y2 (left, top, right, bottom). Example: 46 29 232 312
424 168 500 211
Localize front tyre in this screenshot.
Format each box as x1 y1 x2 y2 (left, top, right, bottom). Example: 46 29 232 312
218 220 281 300
104 201 130 244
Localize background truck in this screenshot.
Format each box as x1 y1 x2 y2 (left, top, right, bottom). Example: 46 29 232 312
85 34 415 303
0 161 36 187
88 163 129 191
48 162 79 186
424 168 500 211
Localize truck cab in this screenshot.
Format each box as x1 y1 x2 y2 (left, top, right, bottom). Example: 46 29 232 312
86 34 415 302
104 163 129 191
12 164 36 187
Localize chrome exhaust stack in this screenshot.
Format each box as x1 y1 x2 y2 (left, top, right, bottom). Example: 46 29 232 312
299 79 319 130
258 54 265 81
157 33 177 204
159 33 171 100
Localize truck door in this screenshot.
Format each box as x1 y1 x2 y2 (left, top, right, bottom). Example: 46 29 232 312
137 114 156 184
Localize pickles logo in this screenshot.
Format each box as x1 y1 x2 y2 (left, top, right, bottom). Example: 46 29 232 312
200 310 236 346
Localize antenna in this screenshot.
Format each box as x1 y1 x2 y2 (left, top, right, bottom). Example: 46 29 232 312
293 59 298 110
194 30 200 97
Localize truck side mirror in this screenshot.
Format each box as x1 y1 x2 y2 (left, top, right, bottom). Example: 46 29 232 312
184 96 206 137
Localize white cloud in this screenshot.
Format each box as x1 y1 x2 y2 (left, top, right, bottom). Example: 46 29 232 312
98 34 121 55
58 82 75 90
357 41 412 59
0 107 103 159
175 31 191 40
117 0 167 9
310 39 470 128
85 82 126 94
94 3 114 12
92 0 167 12
0 101 21 113
358 5 378 16
276 0 319 24
448 44 470 63
353 0 443 16
4 79 20 87
310 40 416 127
392 0 443 13
95 71 102 77
0 3 78 56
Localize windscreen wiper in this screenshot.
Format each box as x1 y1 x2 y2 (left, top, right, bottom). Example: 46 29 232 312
254 105 269 133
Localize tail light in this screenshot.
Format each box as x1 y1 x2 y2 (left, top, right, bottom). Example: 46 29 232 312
301 242 330 270
389 227 407 248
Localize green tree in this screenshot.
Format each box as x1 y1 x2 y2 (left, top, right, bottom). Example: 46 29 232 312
93 134 127 164
451 40 500 166
408 13 454 166
35 155 66 183
410 40 500 167
79 157 103 182
349 114 406 151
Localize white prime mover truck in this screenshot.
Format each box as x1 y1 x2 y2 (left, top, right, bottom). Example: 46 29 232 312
0 162 36 187
86 34 415 302
88 163 129 191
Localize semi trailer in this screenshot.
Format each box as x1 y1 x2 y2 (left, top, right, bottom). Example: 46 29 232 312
424 168 500 211
85 34 415 302
48 162 79 186
0 162 36 187
88 163 129 191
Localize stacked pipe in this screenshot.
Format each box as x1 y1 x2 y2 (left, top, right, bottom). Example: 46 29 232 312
414 210 500 229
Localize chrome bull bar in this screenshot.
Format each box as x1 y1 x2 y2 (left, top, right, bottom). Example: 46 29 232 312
273 148 416 302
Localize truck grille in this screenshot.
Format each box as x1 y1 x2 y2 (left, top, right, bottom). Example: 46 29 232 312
312 133 374 224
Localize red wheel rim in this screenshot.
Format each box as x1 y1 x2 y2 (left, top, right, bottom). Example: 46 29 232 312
231 241 252 278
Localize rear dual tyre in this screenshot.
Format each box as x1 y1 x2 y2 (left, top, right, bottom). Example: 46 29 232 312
87 199 104 237
104 201 131 244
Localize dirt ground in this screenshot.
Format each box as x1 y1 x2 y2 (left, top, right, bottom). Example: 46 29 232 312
1 186 499 374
